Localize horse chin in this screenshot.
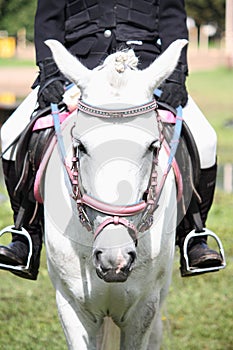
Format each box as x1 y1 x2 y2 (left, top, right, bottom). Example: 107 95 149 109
96 268 131 283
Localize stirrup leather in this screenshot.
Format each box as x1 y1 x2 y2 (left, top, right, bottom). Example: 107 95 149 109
0 225 33 272
183 228 226 275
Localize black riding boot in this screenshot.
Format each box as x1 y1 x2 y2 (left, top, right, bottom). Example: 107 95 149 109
178 163 223 277
0 159 43 280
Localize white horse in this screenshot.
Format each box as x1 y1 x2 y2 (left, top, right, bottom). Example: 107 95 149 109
42 39 187 350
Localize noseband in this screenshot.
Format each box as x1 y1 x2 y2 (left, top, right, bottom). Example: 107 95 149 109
69 99 164 243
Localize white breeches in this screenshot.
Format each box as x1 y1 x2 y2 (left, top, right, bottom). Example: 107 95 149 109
182 96 217 169
1 87 39 160
1 92 216 169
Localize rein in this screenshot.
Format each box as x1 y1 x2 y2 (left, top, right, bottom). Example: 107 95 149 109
51 99 182 242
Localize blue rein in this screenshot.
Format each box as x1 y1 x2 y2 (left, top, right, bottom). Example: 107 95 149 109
154 88 183 172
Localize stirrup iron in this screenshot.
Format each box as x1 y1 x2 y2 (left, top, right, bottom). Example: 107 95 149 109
0 225 33 272
183 228 226 275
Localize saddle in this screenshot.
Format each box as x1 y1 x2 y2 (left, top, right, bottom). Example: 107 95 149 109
155 102 200 230
0 104 71 277
15 103 68 201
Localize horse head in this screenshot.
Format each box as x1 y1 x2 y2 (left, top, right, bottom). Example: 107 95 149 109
46 39 187 283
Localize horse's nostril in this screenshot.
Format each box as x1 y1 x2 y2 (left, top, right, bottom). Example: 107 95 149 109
119 251 136 274
101 266 110 274
128 251 136 264
94 250 103 262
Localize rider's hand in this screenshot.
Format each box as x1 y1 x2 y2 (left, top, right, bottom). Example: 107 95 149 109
158 64 188 109
37 57 66 109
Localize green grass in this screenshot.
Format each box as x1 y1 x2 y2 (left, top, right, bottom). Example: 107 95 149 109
187 67 233 164
0 57 35 67
0 67 233 349
162 68 233 349
0 254 66 350
0 188 67 350
162 190 233 350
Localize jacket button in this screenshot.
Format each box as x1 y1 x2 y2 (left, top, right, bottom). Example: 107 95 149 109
104 30 112 38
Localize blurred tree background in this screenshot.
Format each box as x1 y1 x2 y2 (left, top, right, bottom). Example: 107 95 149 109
0 0 227 42
186 0 226 38
0 0 37 41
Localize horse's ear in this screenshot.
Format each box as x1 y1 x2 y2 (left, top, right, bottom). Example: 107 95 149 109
45 39 91 88
141 39 188 92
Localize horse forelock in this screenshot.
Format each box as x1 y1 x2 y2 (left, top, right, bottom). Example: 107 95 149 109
114 49 139 73
98 49 138 72
94 50 139 92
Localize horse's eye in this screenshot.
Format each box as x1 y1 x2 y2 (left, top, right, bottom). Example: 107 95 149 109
78 142 87 154
148 140 160 152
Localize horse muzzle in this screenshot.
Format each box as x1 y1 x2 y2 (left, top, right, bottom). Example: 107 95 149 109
93 235 137 283
96 266 132 283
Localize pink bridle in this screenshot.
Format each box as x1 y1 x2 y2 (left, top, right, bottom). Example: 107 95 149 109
34 100 182 243
71 99 163 243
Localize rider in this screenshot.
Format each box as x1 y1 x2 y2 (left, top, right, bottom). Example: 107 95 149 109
0 0 223 279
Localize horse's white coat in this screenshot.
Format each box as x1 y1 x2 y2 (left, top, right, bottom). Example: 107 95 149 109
43 39 187 349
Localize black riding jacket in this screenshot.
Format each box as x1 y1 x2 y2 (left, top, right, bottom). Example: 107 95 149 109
34 0 188 69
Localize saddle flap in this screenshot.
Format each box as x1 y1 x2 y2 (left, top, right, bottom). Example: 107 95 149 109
161 119 201 226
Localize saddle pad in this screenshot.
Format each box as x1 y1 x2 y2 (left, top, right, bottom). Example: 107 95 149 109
32 111 70 131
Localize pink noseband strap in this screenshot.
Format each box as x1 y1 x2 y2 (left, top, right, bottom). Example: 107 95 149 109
93 216 138 243
80 194 147 216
